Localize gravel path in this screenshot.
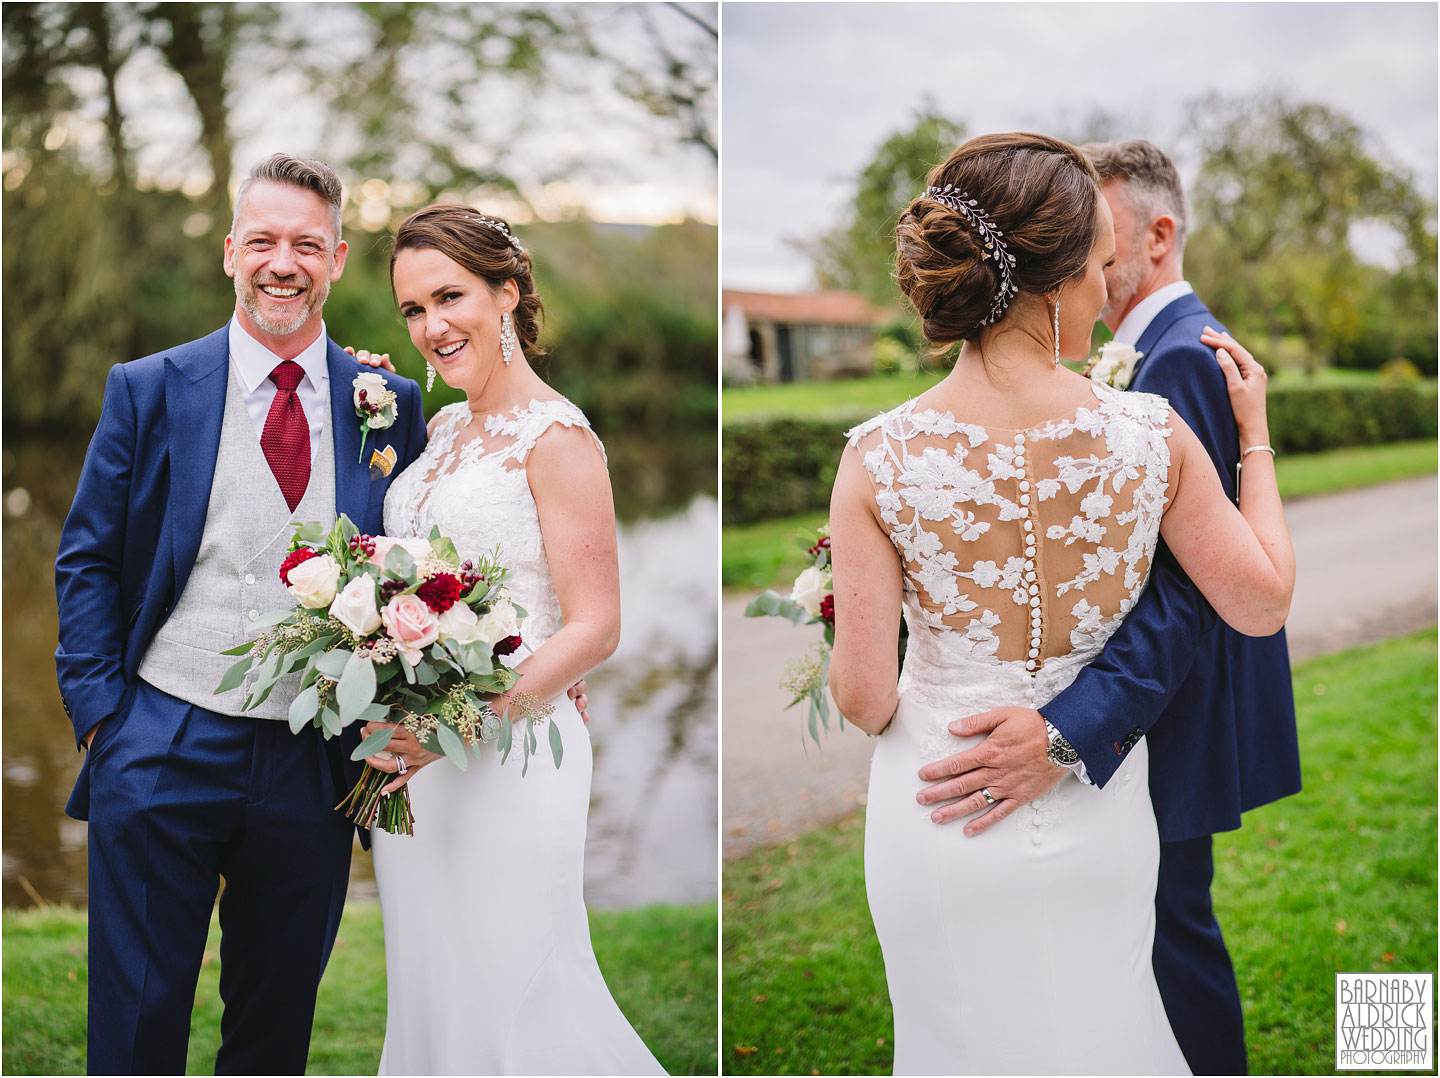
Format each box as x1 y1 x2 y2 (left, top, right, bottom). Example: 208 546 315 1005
721 474 1438 859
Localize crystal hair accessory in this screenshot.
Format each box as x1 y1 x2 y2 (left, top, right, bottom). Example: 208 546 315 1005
923 184 1018 327
465 214 525 253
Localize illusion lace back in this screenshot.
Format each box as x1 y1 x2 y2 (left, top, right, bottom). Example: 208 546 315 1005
846 381 1173 762
851 381 1190 1076
374 397 665 1076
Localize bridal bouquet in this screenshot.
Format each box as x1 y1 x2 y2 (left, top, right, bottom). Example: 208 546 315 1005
745 526 842 747
215 514 558 835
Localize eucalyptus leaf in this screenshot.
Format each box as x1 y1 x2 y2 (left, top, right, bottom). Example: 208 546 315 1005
314 649 354 679
385 545 416 580
548 720 563 769
434 722 468 771
319 706 342 737
288 683 320 733
292 521 328 548
220 640 256 657
350 725 397 761
248 608 295 633
414 660 439 687
215 654 255 695
498 716 514 764
357 702 391 722
336 653 377 725
745 590 783 617
429 534 459 565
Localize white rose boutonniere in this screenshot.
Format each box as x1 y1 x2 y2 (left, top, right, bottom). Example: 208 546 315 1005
789 565 832 619
352 371 398 462
1084 341 1144 390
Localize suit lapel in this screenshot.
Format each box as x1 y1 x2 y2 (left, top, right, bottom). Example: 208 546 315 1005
327 341 368 527
166 326 231 595
1132 292 1209 379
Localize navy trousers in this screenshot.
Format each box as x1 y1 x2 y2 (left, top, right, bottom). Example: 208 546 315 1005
79 680 352 1075
1154 835 1248 1075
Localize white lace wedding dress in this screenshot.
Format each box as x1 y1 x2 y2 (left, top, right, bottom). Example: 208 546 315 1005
848 381 1191 1076
373 397 665 1076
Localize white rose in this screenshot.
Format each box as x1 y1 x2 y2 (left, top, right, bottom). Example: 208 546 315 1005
436 601 483 644
474 600 520 647
353 371 389 410
1089 341 1143 389
287 554 342 609
329 575 382 635
790 565 832 618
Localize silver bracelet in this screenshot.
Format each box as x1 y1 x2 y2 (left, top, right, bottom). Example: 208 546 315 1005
1235 444 1275 487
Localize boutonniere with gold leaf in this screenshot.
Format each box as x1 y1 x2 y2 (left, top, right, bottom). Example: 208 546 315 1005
352 372 398 464
1084 341 1144 389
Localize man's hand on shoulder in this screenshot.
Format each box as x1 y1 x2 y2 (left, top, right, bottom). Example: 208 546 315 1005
915 707 1067 835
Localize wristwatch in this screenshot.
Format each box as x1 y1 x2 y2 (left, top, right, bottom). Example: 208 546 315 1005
1044 720 1080 767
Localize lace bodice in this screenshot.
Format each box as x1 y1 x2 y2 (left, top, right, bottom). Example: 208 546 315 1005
847 381 1174 761
384 397 606 657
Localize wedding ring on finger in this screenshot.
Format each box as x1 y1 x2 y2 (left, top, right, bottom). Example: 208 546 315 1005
980 787 997 806
396 754 408 776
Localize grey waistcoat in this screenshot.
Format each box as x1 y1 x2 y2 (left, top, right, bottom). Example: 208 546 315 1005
138 362 337 719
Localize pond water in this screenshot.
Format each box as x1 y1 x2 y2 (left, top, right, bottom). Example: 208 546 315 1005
1 435 717 911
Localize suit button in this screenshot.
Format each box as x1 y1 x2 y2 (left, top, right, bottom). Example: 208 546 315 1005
244 574 255 585
248 609 258 620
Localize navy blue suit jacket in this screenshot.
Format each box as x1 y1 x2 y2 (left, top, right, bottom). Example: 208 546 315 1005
1040 292 1301 842
55 324 427 819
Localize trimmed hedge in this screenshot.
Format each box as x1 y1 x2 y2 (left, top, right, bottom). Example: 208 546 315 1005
722 382 1438 524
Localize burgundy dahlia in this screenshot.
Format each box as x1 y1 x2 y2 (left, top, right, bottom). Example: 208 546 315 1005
279 547 320 585
819 594 835 626
416 573 464 613
493 634 523 657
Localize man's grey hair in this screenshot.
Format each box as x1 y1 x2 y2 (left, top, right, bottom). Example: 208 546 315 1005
231 153 344 245
1081 139 1188 254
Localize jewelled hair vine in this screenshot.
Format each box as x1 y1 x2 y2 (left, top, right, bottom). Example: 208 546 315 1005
923 184 1018 326
464 214 525 253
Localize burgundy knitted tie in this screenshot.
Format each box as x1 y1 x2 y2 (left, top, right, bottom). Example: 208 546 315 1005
261 360 311 512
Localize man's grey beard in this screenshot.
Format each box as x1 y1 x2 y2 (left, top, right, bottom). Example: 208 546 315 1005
236 275 328 336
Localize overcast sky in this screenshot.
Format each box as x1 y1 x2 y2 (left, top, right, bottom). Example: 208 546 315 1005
721 2 1438 291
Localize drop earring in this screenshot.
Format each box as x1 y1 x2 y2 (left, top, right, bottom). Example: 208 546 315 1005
1052 297 1061 367
425 362 436 392
500 311 516 366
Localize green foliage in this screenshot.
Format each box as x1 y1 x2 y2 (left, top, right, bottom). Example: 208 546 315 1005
721 380 1437 525
722 631 1438 1075
806 106 965 309
2 900 719 1076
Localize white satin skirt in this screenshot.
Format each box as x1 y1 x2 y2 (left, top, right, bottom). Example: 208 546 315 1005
372 699 666 1075
864 692 1190 1076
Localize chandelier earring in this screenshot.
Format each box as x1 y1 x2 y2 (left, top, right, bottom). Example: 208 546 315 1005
1052 297 1061 368
500 310 517 367
425 361 436 392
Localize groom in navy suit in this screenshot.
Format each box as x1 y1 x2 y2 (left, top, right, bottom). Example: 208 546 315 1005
55 154 427 1073
918 140 1300 1074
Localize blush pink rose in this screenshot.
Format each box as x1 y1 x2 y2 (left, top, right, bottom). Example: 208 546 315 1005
380 593 440 665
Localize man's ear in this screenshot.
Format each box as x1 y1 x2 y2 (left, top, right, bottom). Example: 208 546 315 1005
223 234 237 279
329 239 350 282
1147 215 1177 262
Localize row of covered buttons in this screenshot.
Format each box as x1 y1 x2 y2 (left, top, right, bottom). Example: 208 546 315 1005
1016 431 1042 673
244 571 258 621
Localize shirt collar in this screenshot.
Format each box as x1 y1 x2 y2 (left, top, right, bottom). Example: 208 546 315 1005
228 317 330 394
1111 280 1195 346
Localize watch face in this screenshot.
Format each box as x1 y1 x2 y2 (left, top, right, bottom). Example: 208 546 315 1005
1048 743 1080 765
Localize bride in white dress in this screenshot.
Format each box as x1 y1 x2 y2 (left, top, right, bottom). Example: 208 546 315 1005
360 205 666 1076
829 133 1294 1075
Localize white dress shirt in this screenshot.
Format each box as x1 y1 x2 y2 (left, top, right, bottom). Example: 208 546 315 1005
228 318 330 463
1110 280 1195 347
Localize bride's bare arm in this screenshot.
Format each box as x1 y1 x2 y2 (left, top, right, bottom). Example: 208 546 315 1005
1159 334 1294 636
827 445 904 734
500 423 621 709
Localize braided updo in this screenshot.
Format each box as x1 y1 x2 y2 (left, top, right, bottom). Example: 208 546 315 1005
389 204 545 354
895 132 1101 347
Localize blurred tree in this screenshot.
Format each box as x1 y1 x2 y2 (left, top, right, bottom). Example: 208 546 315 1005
804 105 965 309
1185 93 1437 372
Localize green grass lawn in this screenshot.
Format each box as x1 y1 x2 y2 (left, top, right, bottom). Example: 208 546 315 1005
721 367 1429 423
722 630 1438 1075
722 440 1438 592
2 900 717 1075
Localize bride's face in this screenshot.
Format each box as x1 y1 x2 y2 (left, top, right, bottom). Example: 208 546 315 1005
393 246 518 394
1058 195 1115 361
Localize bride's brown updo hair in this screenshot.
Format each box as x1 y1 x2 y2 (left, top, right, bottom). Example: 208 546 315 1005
390 204 545 354
896 132 1101 347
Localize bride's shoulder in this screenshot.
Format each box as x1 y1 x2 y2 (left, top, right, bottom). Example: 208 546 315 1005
426 400 470 437
500 395 606 465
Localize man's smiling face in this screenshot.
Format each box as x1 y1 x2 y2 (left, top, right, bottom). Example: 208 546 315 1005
224 180 347 345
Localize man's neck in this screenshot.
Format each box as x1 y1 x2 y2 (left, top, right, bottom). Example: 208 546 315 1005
1103 261 1185 334
234 307 324 361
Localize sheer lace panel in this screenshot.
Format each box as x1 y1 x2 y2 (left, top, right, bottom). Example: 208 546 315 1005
846 383 1173 670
